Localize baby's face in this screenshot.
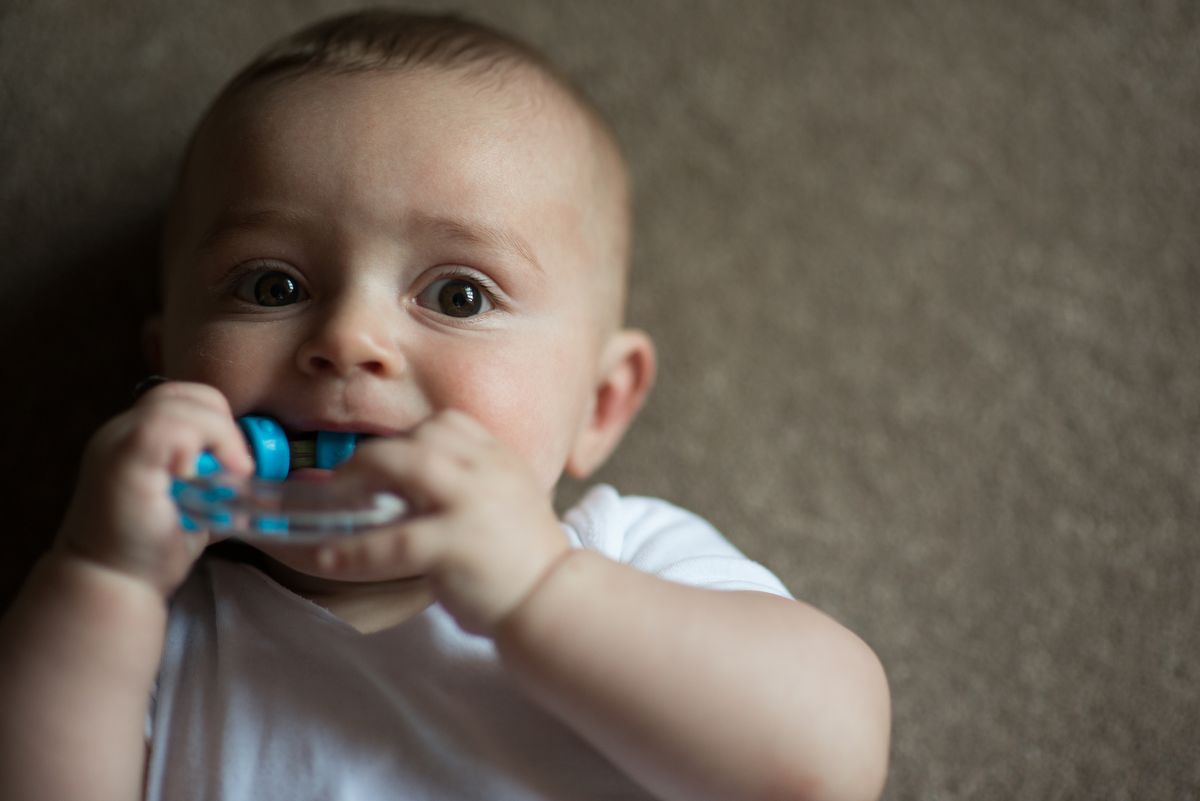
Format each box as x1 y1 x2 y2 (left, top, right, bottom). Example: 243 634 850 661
158 67 623 491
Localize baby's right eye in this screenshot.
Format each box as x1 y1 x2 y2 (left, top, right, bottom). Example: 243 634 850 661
233 269 308 307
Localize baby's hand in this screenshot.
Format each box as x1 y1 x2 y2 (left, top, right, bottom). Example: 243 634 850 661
55 381 254 597
327 410 570 635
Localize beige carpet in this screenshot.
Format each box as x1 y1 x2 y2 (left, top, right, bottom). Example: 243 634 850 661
2 1 1197 798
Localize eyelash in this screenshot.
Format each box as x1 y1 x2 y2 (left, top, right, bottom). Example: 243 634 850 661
219 261 306 304
425 267 505 310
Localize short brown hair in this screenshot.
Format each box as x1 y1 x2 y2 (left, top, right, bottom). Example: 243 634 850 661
217 9 611 144
231 11 537 89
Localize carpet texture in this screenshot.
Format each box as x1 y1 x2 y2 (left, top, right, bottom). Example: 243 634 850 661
2 1 1197 798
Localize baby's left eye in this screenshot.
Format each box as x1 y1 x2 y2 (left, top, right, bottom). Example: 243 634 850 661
415 276 495 318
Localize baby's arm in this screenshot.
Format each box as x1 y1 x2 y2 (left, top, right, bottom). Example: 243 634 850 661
496 553 890 801
330 410 890 801
0 383 252 801
0 549 171 800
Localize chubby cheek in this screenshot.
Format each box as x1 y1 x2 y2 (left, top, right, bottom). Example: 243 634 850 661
162 322 293 413
426 345 590 490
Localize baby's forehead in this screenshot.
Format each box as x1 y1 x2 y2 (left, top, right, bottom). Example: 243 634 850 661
198 65 614 209
170 65 630 316
212 63 590 151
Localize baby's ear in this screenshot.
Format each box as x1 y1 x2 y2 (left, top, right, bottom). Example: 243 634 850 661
142 314 164 373
566 329 656 479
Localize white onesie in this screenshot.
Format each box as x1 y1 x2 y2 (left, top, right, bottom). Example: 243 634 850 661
145 485 793 800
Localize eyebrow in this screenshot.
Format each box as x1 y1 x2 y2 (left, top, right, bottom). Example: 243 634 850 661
196 208 310 253
195 207 544 275
413 213 544 275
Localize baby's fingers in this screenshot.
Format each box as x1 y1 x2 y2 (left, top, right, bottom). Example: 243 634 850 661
338 436 469 515
127 382 253 477
315 518 444 581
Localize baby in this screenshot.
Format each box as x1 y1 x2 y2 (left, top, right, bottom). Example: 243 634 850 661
0 10 889 801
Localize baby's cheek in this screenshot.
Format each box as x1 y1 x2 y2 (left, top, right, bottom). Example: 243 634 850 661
164 324 285 409
432 360 576 488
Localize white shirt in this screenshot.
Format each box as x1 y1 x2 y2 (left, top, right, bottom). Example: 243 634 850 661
146 485 792 801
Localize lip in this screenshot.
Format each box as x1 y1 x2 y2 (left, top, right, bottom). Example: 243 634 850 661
286 467 334 483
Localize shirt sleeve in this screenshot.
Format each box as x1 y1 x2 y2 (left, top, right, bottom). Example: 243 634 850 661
562 485 794 599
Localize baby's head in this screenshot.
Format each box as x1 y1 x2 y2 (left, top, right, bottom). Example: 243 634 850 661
150 9 655 491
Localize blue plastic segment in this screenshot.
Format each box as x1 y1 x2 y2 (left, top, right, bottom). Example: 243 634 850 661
203 509 234 529
170 477 198 531
196 452 223 477
254 515 289 534
238 416 291 480
315 431 358 470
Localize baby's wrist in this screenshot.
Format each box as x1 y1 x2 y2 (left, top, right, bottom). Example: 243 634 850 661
493 547 590 640
45 543 174 610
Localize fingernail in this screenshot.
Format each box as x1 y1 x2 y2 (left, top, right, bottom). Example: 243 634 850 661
317 546 338 571
133 374 169 400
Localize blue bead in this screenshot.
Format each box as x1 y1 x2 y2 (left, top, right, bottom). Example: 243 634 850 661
238 416 291 480
315 430 358 470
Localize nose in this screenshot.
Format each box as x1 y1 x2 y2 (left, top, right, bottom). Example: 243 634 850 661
295 294 403 379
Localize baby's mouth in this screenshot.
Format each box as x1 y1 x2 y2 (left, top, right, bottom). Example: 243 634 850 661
241 414 389 480
281 428 377 478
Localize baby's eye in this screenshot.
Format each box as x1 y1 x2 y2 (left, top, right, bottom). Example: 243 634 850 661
415 276 494 318
233 270 308 307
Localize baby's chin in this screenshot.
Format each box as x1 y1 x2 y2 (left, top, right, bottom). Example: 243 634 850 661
253 541 426 594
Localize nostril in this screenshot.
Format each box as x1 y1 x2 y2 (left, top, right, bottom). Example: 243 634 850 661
308 355 336 373
297 332 400 378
